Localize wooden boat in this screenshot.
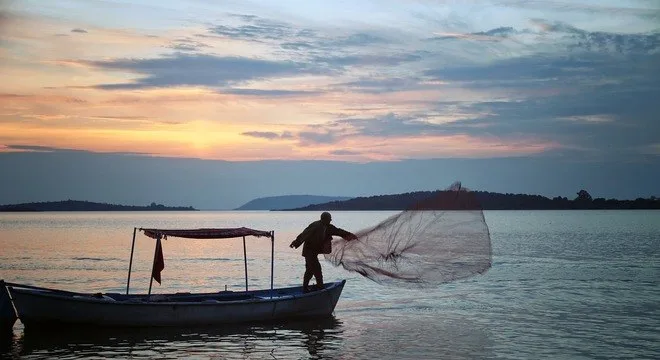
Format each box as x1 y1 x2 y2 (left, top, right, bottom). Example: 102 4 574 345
4 227 345 328
6 281 345 327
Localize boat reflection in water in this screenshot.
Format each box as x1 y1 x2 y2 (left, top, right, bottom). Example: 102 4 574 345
8 316 344 359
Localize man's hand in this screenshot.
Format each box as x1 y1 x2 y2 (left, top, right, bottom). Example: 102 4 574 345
289 240 298 248
343 233 358 241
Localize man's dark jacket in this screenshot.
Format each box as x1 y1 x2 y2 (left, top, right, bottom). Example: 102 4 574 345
290 220 353 257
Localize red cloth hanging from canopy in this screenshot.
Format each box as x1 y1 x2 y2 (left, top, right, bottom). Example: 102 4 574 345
151 238 164 284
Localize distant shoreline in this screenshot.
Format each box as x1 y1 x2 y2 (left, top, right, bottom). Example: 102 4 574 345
3 189 659 212
0 200 197 212
283 190 660 211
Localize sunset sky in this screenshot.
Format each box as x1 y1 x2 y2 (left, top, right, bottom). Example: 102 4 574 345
1 0 658 207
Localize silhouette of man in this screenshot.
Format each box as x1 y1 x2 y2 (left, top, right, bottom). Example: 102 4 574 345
290 212 357 293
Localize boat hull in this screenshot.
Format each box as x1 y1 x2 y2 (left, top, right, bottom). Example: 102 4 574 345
8 281 345 328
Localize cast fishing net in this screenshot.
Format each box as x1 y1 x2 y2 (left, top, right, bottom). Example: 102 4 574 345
324 182 491 288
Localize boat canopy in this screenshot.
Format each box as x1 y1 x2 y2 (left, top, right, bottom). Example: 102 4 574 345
127 227 275 296
140 227 272 240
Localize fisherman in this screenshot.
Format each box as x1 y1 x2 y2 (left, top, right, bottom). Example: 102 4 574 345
290 212 357 293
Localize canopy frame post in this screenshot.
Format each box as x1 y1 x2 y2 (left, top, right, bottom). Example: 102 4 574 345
243 236 248 292
270 231 274 297
126 227 137 295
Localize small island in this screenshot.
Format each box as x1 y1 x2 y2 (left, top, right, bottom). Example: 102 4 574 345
0 200 197 212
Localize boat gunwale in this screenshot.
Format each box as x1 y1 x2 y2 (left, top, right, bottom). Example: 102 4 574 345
8 280 345 307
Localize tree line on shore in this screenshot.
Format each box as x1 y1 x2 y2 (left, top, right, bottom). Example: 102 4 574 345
290 189 660 211
0 200 196 212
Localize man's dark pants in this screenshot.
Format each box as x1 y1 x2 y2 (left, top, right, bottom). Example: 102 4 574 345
303 254 323 290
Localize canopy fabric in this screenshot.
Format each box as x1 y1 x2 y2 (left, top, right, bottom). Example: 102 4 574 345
140 227 272 240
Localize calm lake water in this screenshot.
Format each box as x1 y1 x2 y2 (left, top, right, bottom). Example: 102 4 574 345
1 210 658 359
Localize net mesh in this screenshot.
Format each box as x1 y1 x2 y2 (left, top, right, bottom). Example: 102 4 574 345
324 182 492 288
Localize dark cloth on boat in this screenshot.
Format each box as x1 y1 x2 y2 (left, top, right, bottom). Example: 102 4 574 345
290 220 354 257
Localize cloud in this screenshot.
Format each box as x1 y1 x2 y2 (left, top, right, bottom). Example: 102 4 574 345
280 42 315 50
0 93 30 99
423 51 660 91
3 144 145 155
76 53 320 89
640 143 660 155
559 115 615 124
428 27 523 42
330 149 361 156
241 131 294 140
337 78 410 93
222 89 321 97
441 84 660 156
243 127 353 146
242 127 345 146
424 56 578 82
66 15 411 90
166 38 211 52
207 14 391 49
200 12 402 75
311 32 393 49
333 77 450 94
241 113 447 146
278 33 392 52
241 71 660 157
5 145 67 152
208 15 295 42
297 131 338 145
498 0 660 19
71 28 88 33
313 53 422 69
331 113 427 138
332 33 389 47
427 21 660 55
530 19 660 54
0 93 87 104
475 27 518 37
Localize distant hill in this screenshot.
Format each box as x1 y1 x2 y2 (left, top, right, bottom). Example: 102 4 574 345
235 195 351 210
0 200 197 212
288 190 660 211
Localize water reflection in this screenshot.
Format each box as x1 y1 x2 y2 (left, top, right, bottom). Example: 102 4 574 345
0 329 14 357
299 317 337 359
3 316 343 359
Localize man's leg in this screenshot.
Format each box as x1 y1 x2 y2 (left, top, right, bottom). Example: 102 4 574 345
311 256 324 289
303 256 314 292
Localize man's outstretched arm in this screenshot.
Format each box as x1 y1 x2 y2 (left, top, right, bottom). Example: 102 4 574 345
329 225 358 241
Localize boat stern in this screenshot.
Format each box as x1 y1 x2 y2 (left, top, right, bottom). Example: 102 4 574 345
0 280 17 332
